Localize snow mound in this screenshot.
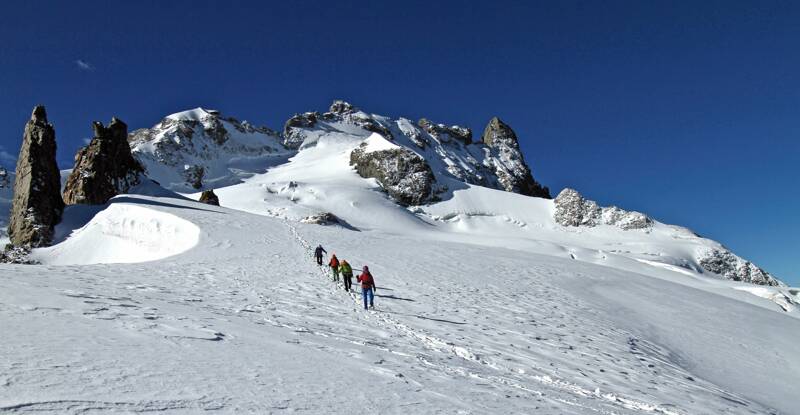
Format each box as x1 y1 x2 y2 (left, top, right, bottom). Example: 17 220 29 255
32 203 200 265
361 132 400 153
166 107 218 121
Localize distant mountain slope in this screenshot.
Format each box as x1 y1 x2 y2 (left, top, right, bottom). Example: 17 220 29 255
137 100 781 288
0 101 789 288
128 108 291 192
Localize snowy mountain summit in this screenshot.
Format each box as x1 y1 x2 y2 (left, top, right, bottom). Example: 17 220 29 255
281 100 550 202
129 100 786 288
128 107 288 191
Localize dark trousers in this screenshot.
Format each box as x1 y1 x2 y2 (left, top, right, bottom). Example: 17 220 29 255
315 255 323 265
343 276 352 291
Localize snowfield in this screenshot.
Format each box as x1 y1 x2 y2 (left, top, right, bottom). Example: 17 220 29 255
2 192 798 414
2 109 799 414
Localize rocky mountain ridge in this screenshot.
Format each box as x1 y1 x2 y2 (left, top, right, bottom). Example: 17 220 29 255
280 100 550 203
128 108 288 192
1 101 789 287
553 188 782 286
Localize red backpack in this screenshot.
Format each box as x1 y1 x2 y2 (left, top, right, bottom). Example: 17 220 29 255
358 271 375 289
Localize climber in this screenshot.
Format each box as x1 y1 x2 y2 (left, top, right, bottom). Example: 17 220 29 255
357 265 377 310
329 254 340 282
339 259 354 292
314 245 327 265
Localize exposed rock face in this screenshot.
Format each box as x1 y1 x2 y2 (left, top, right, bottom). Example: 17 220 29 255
418 118 472 145
283 112 319 149
554 188 652 230
63 118 144 205
698 249 781 286
7 106 64 247
325 101 394 140
349 112 393 140
328 100 355 115
601 206 653 230
481 117 550 198
183 165 204 190
350 144 436 206
129 108 285 192
198 189 220 206
553 188 601 227
553 188 780 286
0 245 37 264
301 212 342 225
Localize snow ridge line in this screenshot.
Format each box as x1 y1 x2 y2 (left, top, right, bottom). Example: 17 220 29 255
283 221 684 415
0 398 226 413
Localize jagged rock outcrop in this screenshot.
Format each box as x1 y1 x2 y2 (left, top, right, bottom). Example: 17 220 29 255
554 188 652 230
328 100 355 115
350 144 435 206
7 106 64 247
129 108 286 192
301 212 342 225
0 245 37 264
63 118 145 205
553 188 780 286
183 165 204 190
325 101 394 140
198 189 220 206
698 249 781 286
481 117 550 198
280 101 551 200
553 188 602 227
283 112 319 149
418 118 472 145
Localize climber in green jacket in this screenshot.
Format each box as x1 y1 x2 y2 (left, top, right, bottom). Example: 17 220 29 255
339 260 354 292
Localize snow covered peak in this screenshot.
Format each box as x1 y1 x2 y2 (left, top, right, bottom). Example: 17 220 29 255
119 103 788 289
129 109 287 192
165 107 220 121
280 100 550 200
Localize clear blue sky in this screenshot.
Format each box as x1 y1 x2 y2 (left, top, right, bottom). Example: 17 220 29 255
0 1 797 284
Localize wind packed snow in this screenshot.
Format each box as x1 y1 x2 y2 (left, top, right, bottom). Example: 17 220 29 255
2 106 799 414
165 107 218 121
361 132 401 153
31 202 200 265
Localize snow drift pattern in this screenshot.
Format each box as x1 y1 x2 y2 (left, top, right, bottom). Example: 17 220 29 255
32 203 200 265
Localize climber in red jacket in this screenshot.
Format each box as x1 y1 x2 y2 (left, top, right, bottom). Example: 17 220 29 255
328 254 340 282
357 265 376 310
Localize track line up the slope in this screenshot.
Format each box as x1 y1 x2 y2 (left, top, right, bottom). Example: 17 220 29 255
284 221 687 415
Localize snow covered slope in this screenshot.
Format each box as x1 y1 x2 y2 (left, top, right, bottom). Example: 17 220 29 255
202 117 792 297
2 102 798 413
2 192 799 414
126 101 787 288
129 108 291 192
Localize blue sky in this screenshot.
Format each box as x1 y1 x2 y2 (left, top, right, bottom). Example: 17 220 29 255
0 1 797 284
